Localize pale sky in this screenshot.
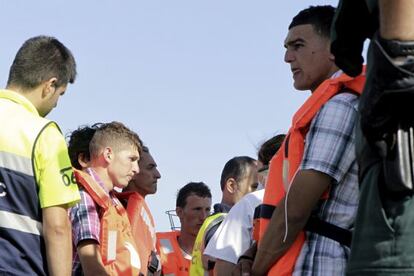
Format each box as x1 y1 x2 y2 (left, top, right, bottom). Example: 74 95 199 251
1 0 340 231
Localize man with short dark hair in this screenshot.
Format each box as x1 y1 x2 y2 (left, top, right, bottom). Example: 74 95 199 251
236 6 366 275
122 146 162 275
205 135 285 275
0 36 80 275
156 182 212 276
190 156 258 275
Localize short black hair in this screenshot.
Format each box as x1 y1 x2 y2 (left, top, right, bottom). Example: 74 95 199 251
258 134 286 165
67 123 102 170
220 156 256 191
289 5 336 39
7 35 77 89
176 182 212 208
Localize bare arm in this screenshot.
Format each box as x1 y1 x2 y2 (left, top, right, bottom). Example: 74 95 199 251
77 240 109 276
252 169 332 275
215 259 236 276
42 204 73 276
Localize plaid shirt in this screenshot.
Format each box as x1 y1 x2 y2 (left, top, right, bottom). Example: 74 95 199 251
293 92 359 276
69 169 110 275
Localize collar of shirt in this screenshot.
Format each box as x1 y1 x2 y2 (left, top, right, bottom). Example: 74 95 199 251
331 70 343 79
213 203 231 214
86 168 119 206
0 89 40 116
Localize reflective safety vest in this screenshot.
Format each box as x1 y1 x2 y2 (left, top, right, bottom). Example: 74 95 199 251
116 191 159 275
190 213 226 276
74 170 141 275
256 72 366 275
156 231 191 276
0 91 57 275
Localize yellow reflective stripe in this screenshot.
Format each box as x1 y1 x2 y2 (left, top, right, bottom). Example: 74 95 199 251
160 238 174 254
0 151 33 176
0 210 42 235
107 230 117 261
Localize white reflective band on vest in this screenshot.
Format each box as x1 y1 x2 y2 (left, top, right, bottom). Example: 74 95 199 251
125 241 141 269
0 151 33 176
160 238 174 254
107 230 117 261
282 159 290 190
0 210 42 235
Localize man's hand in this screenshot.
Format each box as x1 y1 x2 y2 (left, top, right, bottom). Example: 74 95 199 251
232 242 257 276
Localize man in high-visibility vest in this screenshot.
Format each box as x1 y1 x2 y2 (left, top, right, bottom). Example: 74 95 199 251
156 182 212 276
0 36 80 276
235 5 364 275
190 156 258 275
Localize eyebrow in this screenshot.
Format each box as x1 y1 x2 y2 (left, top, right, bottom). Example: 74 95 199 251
284 38 305 48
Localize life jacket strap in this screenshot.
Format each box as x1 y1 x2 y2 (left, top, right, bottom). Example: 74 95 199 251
254 204 352 247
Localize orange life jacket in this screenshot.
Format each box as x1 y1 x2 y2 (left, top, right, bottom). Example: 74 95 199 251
256 72 366 275
74 169 141 276
116 191 158 275
156 231 191 276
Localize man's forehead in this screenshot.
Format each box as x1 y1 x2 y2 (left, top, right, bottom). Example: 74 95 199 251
185 194 211 205
284 24 315 45
139 151 154 164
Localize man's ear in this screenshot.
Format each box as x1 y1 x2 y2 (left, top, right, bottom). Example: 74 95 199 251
41 77 58 99
225 178 237 194
103 147 113 164
176 207 183 219
77 153 90 169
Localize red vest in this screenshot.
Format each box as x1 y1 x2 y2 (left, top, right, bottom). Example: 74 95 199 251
74 170 141 275
117 191 158 275
156 231 191 276
257 72 365 275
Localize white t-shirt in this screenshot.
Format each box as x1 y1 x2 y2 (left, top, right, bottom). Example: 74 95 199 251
204 189 264 264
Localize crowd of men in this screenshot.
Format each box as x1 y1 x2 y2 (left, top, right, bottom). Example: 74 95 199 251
1 0 414 275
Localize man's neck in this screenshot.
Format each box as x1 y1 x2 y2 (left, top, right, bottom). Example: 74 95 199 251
89 166 113 191
221 194 235 207
177 231 195 256
310 67 341 93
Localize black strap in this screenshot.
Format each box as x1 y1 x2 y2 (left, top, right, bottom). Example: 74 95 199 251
254 204 352 247
253 204 274 220
147 251 159 274
304 216 352 247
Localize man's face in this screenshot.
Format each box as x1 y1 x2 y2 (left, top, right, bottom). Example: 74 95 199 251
128 151 161 197
284 24 336 91
40 84 67 117
234 164 258 202
177 194 212 236
107 146 140 189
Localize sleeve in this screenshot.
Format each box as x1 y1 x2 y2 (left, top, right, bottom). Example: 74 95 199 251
300 93 358 183
34 123 80 208
204 197 255 264
69 189 101 246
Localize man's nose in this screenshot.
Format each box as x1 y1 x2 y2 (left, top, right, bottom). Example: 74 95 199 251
132 162 140 174
284 50 294 63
